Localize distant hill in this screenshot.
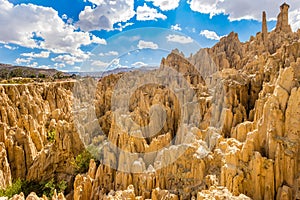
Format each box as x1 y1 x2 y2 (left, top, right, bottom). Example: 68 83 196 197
69 66 159 78
0 63 71 79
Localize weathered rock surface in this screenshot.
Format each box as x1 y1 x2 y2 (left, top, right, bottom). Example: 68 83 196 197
0 3 300 200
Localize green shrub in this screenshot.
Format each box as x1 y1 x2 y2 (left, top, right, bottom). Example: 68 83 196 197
38 73 46 78
0 178 23 198
47 130 56 142
73 149 94 173
0 178 68 198
56 180 67 194
72 145 102 174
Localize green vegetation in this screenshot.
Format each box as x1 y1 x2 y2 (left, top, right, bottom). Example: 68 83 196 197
41 179 67 197
0 178 67 198
47 130 56 143
72 145 102 174
0 178 23 198
38 73 46 78
73 149 94 173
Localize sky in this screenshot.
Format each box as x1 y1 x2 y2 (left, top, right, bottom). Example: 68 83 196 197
0 0 300 72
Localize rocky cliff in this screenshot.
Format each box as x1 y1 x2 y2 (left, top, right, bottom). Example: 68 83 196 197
0 3 299 200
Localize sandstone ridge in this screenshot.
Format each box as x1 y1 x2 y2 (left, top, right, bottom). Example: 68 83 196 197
0 3 299 200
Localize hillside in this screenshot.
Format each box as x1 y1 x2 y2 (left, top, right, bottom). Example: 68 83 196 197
0 63 71 79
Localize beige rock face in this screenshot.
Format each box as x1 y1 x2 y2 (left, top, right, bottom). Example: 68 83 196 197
0 142 11 189
275 3 292 33
0 3 299 200
0 81 83 198
71 3 299 200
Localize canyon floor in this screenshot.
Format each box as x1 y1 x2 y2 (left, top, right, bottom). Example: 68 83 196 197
0 3 299 200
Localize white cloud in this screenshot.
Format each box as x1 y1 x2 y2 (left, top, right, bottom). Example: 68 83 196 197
136 3 167 21
67 18 73 24
132 61 148 67
171 24 182 31
91 60 109 68
99 51 119 56
21 51 50 58
0 0 106 58
62 14 68 20
52 54 84 65
54 63 66 68
137 40 159 49
289 9 300 31
188 0 223 18
38 65 50 69
15 58 31 64
27 62 38 68
77 0 135 31
200 30 223 40
116 22 134 31
187 0 300 28
4 44 17 50
91 35 107 45
145 0 180 11
86 0 104 6
166 34 194 44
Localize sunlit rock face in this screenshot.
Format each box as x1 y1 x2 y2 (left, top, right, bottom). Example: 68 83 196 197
0 3 300 200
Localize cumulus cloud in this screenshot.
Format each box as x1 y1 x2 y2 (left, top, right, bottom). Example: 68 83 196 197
21 51 50 58
166 34 194 44
289 9 300 31
91 35 107 45
171 24 182 31
188 0 300 29
27 62 38 68
200 30 223 40
86 0 104 6
137 40 159 49
0 0 106 57
15 58 31 65
51 54 85 65
54 63 66 68
137 3 167 21
145 0 180 11
77 0 135 31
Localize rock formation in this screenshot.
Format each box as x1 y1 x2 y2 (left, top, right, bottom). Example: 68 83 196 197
0 3 299 200
262 11 268 46
275 3 292 33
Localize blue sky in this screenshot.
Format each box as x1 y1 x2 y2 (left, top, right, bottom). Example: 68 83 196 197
0 0 299 72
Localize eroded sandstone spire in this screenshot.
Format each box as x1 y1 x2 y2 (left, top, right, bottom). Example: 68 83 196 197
275 3 292 33
262 11 268 45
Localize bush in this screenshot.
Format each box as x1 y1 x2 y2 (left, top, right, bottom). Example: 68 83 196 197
38 73 46 78
42 179 66 197
73 149 94 173
0 178 67 198
0 178 23 198
47 130 56 143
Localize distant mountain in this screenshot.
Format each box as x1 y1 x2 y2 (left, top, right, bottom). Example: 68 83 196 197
69 65 159 78
0 63 71 79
